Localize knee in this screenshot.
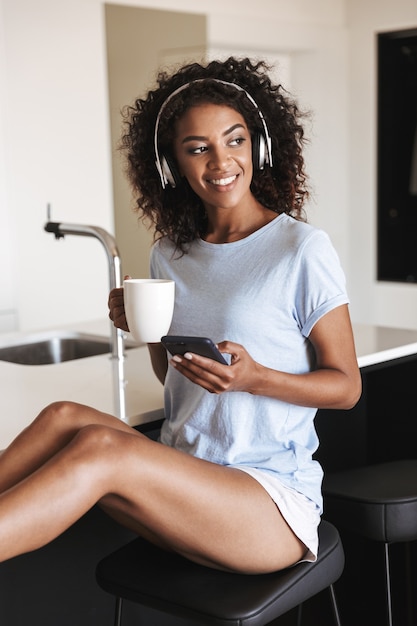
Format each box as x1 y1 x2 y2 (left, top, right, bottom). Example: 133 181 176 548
70 425 151 471
35 400 85 430
68 425 140 479
70 423 120 457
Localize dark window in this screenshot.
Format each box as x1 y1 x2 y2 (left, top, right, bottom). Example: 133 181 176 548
377 29 417 282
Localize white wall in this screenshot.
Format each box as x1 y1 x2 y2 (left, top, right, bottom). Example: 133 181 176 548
2 0 415 334
0 0 17 332
1 0 113 331
347 0 417 329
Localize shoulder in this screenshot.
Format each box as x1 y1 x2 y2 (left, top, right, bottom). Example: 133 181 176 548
273 217 344 283
150 236 178 260
272 214 331 252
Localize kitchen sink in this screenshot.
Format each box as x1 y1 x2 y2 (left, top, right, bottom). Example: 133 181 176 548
0 330 136 366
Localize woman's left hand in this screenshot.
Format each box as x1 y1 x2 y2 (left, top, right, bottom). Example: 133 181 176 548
169 341 262 394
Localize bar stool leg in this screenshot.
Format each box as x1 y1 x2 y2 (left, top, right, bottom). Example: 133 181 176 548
114 596 123 626
296 602 303 626
384 543 393 626
329 583 342 626
405 542 414 626
295 584 341 626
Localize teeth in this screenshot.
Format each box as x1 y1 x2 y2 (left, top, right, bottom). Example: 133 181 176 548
210 175 236 186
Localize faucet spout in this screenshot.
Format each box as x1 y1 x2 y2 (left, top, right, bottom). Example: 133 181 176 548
44 222 122 291
44 221 126 419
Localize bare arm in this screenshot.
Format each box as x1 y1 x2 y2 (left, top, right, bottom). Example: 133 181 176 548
169 304 362 410
246 305 362 409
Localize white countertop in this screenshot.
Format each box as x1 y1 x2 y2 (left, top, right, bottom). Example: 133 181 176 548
1 319 417 449
354 323 417 368
0 320 164 448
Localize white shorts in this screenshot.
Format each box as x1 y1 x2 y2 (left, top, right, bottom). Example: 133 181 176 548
232 466 320 563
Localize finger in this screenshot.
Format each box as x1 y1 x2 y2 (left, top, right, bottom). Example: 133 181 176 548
109 313 129 332
216 341 246 364
171 354 232 393
108 287 124 308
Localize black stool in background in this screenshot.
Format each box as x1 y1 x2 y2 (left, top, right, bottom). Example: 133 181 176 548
96 519 344 626
323 459 417 626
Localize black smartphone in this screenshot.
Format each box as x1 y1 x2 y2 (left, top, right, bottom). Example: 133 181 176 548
161 335 228 365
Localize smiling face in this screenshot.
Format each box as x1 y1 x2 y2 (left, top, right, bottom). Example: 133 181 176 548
173 103 256 213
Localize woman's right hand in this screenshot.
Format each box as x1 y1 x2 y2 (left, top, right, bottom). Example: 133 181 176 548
108 276 130 332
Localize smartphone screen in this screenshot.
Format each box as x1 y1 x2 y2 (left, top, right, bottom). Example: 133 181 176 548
161 335 228 365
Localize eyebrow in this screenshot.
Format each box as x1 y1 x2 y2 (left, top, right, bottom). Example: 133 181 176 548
180 123 246 144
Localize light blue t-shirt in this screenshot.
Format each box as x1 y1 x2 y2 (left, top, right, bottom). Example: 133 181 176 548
150 213 349 511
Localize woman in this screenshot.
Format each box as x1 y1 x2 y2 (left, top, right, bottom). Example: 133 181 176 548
0 58 361 573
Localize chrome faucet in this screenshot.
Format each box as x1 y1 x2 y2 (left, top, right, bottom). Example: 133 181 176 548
44 221 126 420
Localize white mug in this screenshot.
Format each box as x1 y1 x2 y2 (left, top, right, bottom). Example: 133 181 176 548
124 278 175 343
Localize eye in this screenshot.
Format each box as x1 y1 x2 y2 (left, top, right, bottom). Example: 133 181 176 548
229 136 246 147
187 145 208 155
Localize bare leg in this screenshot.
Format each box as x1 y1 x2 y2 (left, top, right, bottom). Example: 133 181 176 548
0 401 136 493
0 407 306 573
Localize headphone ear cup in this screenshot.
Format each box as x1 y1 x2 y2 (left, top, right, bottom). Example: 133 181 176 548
161 154 182 189
252 133 267 170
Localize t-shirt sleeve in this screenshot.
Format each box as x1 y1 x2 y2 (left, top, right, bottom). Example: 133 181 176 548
295 230 349 338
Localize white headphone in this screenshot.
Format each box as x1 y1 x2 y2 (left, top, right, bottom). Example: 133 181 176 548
154 79 273 189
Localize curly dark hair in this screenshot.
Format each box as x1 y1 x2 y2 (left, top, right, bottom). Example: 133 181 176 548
120 57 309 251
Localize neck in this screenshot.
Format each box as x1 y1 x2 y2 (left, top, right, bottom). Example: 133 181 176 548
203 202 278 244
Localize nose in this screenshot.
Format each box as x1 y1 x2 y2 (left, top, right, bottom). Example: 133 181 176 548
208 144 230 170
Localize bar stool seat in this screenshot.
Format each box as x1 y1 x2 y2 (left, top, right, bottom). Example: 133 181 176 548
323 459 417 626
96 520 344 626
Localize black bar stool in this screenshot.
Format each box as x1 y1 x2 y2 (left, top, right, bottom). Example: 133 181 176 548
323 459 417 626
96 519 344 626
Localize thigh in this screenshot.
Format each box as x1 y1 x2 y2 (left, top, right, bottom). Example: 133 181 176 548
99 432 306 574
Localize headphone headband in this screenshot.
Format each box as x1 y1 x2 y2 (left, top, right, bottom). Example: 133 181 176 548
154 78 273 189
